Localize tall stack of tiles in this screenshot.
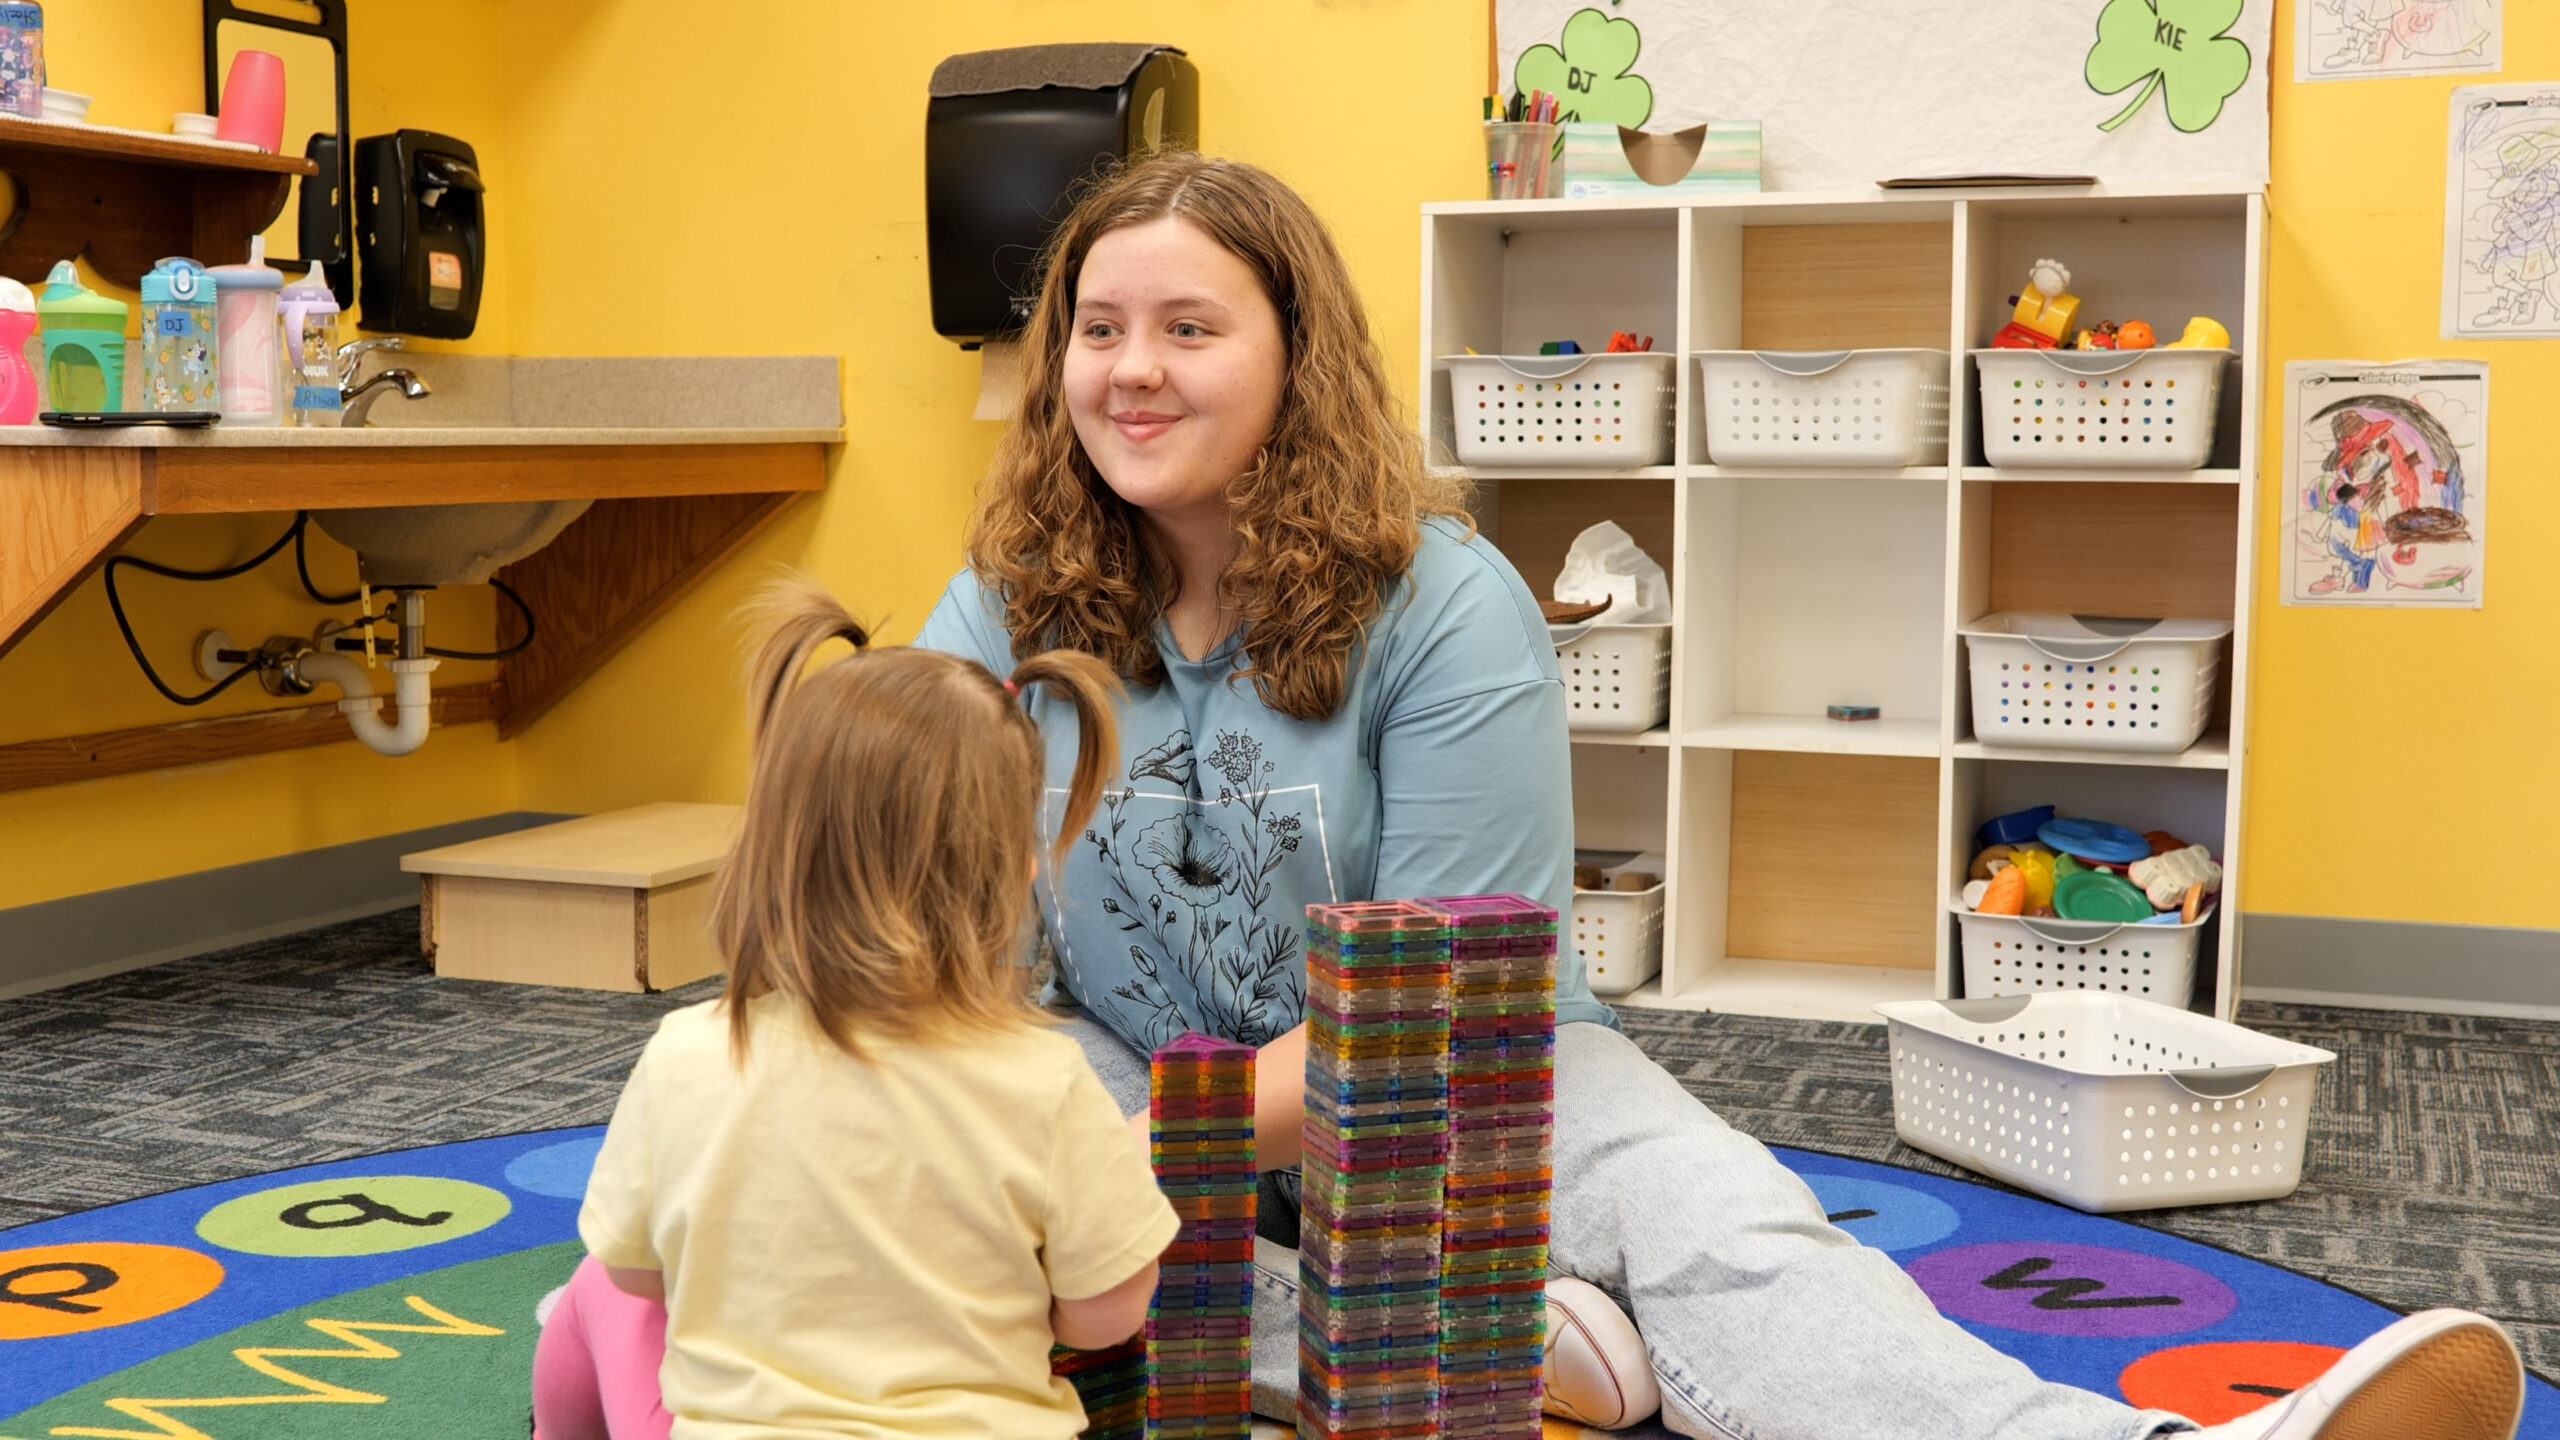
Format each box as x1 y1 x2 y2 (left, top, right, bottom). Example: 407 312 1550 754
1148 1033 1258 1439
1420 893 1557 1440
1299 900 1454 1439
1051 1339 1146 1440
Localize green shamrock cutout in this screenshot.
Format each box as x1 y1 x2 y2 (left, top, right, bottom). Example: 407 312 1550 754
1513 7 1653 130
2084 0 2252 134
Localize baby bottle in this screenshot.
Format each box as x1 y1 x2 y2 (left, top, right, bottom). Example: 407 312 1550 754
279 262 342 426
0 277 35 423
208 237 284 426
35 258 126 412
139 257 219 413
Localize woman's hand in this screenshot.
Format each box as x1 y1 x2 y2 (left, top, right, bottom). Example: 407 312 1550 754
1123 1023 1307 1172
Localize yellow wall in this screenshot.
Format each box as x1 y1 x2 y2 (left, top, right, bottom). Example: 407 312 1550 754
0 1 519 908
15 0 2557 941
493 1 1488 817
2245 0 2560 928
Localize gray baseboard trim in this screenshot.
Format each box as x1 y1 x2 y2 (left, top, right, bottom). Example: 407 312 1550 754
2240 911 2560 1019
0 812 575 1000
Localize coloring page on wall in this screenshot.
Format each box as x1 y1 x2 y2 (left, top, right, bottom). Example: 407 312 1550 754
2281 360 2488 608
2443 84 2560 336
1494 0 2272 190
2298 0 2499 82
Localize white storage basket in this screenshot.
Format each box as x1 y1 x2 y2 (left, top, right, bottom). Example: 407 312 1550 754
1961 613 2230 753
1442 353 1676 467
1952 902 2212 1004
1696 349 1949 467
1974 347 2231 470
1875 992 2336 1212
1552 622 1671 733
1574 883 1664 995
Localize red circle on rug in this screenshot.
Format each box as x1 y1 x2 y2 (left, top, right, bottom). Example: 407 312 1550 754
2120 1339 2348 1424
0 1242 225 1340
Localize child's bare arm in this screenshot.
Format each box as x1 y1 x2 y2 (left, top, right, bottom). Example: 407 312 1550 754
1050 1258 1160 1350
604 1264 665 1303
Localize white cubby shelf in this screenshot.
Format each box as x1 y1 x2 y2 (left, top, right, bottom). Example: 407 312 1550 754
1425 184 2264 1024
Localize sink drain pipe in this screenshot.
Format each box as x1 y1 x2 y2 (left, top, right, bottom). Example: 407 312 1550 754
291 590 440 757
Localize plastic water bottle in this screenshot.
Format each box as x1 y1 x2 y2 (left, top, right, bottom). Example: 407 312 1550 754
279 262 342 427
209 237 284 425
139 257 218 412
0 276 35 423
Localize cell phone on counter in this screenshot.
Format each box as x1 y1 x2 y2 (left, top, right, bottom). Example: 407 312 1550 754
39 411 220 428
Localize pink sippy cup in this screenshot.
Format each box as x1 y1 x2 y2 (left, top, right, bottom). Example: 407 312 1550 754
0 276 36 423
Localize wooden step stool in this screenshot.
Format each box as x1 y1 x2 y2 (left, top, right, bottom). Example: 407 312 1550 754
404 803 740 992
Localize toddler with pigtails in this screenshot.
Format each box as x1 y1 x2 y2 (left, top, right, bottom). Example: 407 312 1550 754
532 579 1177 1440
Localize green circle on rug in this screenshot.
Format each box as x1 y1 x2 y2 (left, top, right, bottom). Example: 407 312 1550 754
195 1176 511 1257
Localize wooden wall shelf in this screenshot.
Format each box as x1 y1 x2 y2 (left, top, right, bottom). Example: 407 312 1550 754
0 114 315 282
0 437 827 786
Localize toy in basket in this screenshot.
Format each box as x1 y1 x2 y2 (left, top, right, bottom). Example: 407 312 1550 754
1960 613 2231 753
1695 349 1949 468
1440 352 1676 468
1875 992 2335 1213
1973 345 2233 471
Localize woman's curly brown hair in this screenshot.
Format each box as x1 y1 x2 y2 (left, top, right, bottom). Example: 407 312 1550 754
965 151 1469 722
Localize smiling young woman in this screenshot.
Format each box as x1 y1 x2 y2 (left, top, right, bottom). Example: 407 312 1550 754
964 155 1468 715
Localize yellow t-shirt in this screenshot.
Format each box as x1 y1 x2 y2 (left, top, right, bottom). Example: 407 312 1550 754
579 998 1180 1440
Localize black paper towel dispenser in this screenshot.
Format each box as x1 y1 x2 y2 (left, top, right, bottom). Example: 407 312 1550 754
355 129 486 339
926 43 1198 346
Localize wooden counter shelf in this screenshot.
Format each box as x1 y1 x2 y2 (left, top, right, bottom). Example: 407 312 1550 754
0 113 316 281
0 428 835 792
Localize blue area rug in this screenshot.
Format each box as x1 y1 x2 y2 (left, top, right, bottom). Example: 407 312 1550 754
0 1130 2549 1436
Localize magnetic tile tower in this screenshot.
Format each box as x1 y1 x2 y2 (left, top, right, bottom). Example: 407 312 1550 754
1299 899 1455 1439
1417 894 1557 1440
1051 1338 1146 1440
1148 1033 1259 1439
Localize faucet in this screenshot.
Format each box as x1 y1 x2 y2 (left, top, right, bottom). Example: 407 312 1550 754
337 336 433 427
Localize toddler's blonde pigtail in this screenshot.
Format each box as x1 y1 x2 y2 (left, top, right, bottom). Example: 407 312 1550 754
1007 650 1121 865
739 576 871 741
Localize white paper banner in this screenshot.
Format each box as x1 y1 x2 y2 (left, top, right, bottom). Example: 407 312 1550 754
2280 360 2488 608
1496 0 2271 191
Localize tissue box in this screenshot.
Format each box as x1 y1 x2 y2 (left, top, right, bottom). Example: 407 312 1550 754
1559 121 1761 199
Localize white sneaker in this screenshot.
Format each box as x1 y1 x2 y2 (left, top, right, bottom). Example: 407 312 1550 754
2188 1309 2523 1440
1543 1276 1661 1430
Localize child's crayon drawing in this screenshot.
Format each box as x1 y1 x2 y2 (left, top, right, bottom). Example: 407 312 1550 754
2299 0 2498 82
2444 86 2560 338
2282 360 2489 609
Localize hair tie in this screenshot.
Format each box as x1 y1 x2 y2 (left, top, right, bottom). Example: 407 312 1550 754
1003 679 1019 696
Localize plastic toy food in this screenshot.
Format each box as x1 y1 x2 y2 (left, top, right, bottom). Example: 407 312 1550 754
1992 258 2081 349
2143 829 2189 856
2074 320 2122 350
2117 319 2156 349
2128 844 2222 910
2164 316 2230 349
1977 866 2026 915
2009 848 2057 912
1969 844 2012 881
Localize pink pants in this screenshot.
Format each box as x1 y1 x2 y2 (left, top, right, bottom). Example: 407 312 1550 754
532 1256 674 1440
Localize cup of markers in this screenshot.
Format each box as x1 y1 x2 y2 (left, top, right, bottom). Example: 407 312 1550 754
1484 89 1562 200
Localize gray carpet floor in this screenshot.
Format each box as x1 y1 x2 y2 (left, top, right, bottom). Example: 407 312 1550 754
3 910 2555 1384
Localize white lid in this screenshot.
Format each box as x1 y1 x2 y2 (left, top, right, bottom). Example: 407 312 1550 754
0 276 30 313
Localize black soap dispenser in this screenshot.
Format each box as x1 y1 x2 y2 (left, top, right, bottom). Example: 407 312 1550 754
354 129 486 338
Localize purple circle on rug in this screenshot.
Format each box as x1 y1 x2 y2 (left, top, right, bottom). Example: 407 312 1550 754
1908 1242 2237 1339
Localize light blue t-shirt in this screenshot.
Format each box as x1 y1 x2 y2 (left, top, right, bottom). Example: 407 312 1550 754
916 516 1616 1056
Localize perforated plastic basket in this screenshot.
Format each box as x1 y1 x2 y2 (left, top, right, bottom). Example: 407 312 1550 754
1696 349 1949 467
1875 992 2335 1212
1574 883 1664 995
1974 347 2231 470
1952 902 2211 1004
1961 613 2230 753
1551 622 1670 733
1442 353 1676 467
